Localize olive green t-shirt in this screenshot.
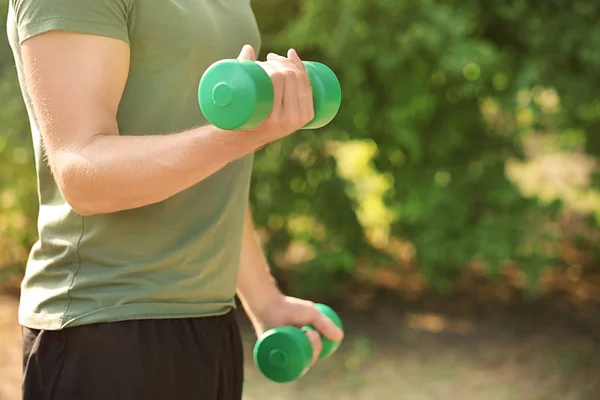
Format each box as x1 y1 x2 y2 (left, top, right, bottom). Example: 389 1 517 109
7 0 261 330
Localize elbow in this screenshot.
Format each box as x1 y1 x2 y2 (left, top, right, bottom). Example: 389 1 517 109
68 201 98 217
58 172 125 217
60 182 99 217
54 161 101 217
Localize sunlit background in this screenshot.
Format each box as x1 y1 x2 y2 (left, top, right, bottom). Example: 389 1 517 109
2 0 600 399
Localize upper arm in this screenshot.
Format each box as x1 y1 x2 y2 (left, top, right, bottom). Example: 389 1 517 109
16 0 131 174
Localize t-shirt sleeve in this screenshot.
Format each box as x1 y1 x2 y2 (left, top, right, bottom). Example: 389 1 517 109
13 0 131 45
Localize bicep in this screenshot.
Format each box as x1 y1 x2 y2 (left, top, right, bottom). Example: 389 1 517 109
21 30 130 160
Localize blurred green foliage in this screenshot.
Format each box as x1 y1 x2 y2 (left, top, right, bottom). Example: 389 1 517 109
0 0 38 289
1 0 600 295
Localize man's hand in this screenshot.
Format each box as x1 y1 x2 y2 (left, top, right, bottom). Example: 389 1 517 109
238 45 314 145
250 295 344 366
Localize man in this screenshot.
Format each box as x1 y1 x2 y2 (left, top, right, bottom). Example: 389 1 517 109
6 0 343 399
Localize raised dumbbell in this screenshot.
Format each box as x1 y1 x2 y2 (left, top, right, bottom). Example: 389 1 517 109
198 59 341 130
252 303 344 383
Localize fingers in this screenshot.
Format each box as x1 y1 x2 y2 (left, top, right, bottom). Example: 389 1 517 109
237 44 256 61
304 329 323 366
293 301 343 343
258 61 284 123
287 49 305 72
256 49 314 134
289 50 313 124
287 49 313 124
266 52 284 61
269 49 302 69
299 303 342 366
267 50 312 126
287 49 311 89
310 309 344 342
268 59 300 125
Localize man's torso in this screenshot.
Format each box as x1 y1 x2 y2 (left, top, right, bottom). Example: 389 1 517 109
7 0 261 330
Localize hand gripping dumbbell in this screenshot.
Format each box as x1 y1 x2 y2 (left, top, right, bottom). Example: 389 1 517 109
252 303 344 383
198 59 342 130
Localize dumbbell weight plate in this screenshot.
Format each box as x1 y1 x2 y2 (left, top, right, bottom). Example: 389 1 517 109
198 59 274 130
303 62 342 130
253 326 313 383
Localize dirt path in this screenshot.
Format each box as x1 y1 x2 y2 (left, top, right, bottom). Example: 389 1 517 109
1 293 599 400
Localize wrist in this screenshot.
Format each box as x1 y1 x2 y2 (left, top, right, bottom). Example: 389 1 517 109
191 124 266 160
240 279 283 324
228 127 269 152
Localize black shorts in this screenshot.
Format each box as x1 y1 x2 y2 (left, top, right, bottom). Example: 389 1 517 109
21 311 244 400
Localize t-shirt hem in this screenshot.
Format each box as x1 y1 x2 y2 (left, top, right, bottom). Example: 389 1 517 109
17 17 130 45
19 301 238 331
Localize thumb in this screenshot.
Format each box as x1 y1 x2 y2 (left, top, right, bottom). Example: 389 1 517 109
238 44 256 61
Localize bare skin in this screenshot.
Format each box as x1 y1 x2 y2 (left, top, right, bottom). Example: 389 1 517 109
21 31 343 365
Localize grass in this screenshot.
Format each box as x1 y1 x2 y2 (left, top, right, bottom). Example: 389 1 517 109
2 290 598 400
240 307 600 400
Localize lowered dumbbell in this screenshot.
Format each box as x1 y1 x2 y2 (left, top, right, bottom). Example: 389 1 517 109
252 303 344 383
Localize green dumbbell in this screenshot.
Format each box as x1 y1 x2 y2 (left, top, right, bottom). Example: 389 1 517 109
198 59 341 130
253 303 344 383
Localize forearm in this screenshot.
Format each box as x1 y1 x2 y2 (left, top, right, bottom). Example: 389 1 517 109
236 206 282 324
56 125 262 215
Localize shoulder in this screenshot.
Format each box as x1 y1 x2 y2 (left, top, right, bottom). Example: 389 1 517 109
13 0 133 46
